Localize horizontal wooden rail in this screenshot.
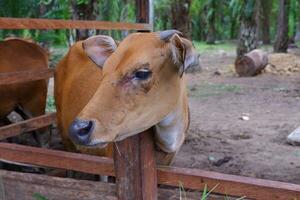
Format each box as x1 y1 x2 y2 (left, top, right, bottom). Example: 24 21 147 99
0 143 114 176
0 169 218 200
0 17 153 31
158 167 300 200
0 113 56 140
0 68 54 85
0 143 299 199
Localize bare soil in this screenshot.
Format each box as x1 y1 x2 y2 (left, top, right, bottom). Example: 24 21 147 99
173 51 300 184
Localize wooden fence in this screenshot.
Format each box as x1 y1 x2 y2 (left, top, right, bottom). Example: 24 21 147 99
0 1 300 199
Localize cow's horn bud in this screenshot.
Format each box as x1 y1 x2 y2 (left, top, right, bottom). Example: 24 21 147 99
159 30 183 41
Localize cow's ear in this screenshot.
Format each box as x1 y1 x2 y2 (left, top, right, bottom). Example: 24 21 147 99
169 34 200 77
82 35 117 67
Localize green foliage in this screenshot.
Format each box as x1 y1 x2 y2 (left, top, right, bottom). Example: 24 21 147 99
76 0 89 5
0 0 39 38
288 0 300 37
0 0 298 46
46 96 56 113
229 0 242 20
32 193 48 200
193 40 236 53
189 82 241 99
243 0 255 20
154 0 172 31
43 0 71 19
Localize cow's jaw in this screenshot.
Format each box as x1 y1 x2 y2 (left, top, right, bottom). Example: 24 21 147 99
154 101 186 153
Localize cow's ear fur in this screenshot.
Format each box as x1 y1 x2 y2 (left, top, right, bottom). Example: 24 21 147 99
82 35 117 67
169 34 200 77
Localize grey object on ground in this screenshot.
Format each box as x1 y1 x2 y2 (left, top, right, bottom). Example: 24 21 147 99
287 127 300 146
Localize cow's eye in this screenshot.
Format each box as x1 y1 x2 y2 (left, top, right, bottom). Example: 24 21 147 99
134 69 152 80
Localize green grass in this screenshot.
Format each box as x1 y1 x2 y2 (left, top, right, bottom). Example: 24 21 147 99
46 96 56 113
192 40 300 54
193 40 236 54
179 183 246 200
33 193 48 200
188 82 242 99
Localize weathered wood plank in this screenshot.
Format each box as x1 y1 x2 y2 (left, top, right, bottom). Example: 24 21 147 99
0 169 230 200
0 169 116 200
0 143 299 199
140 130 158 200
0 69 54 85
0 17 152 31
0 143 114 176
113 129 157 200
0 113 56 140
136 0 150 24
114 134 142 200
158 166 300 200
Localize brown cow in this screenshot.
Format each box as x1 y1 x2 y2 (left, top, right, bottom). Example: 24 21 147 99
55 30 199 164
0 38 49 146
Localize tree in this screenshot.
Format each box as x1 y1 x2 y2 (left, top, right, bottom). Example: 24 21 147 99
229 0 242 40
170 0 191 38
289 0 299 42
189 0 207 40
256 0 273 44
71 0 98 40
205 0 218 44
273 0 290 52
236 0 258 57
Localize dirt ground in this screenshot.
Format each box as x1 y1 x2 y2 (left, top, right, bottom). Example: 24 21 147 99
173 50 300 184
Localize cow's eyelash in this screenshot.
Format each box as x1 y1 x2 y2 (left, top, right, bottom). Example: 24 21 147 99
123 64 150 77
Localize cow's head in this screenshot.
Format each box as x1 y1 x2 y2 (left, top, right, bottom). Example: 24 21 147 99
69 30 199 148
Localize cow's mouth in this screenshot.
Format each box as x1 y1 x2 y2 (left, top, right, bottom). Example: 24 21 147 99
85 140 108 148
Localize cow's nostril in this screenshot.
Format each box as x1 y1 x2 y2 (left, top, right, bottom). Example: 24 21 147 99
77 120 93 136
69 118 94 145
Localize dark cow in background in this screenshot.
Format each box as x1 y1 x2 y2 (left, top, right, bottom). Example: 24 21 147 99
0 38 49 147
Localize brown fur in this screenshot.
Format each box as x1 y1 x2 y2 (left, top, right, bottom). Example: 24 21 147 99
55 32 198 164
54 41 113 156
0 38 48 124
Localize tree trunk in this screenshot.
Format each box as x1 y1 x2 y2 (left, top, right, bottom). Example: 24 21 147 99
273 0 290 53
171 0 191 38
71 0 98 41
255 0 262 43
236 0 257 58
235 49 268 77
38 2 49 49
230 18 237 40
295 22 300 41
206 0 217 44
290 0 298 42
256 0 272 44
206 26 216 44
237 21 257 57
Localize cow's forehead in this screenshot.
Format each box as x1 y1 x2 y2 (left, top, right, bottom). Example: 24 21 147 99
119 32 162 50
103 32 165 73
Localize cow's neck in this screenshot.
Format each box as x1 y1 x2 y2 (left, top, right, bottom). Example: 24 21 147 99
154 85 188 153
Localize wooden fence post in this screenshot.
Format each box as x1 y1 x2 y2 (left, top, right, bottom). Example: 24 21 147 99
113 2 157 199
114 129 157 200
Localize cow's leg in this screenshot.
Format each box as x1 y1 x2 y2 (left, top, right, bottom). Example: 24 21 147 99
0 116 21 144
0 116 11 126
155 149 177 166
15 104 50 148
0 117 12 143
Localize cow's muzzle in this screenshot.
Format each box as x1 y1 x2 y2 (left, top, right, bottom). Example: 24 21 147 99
69 118 94 145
